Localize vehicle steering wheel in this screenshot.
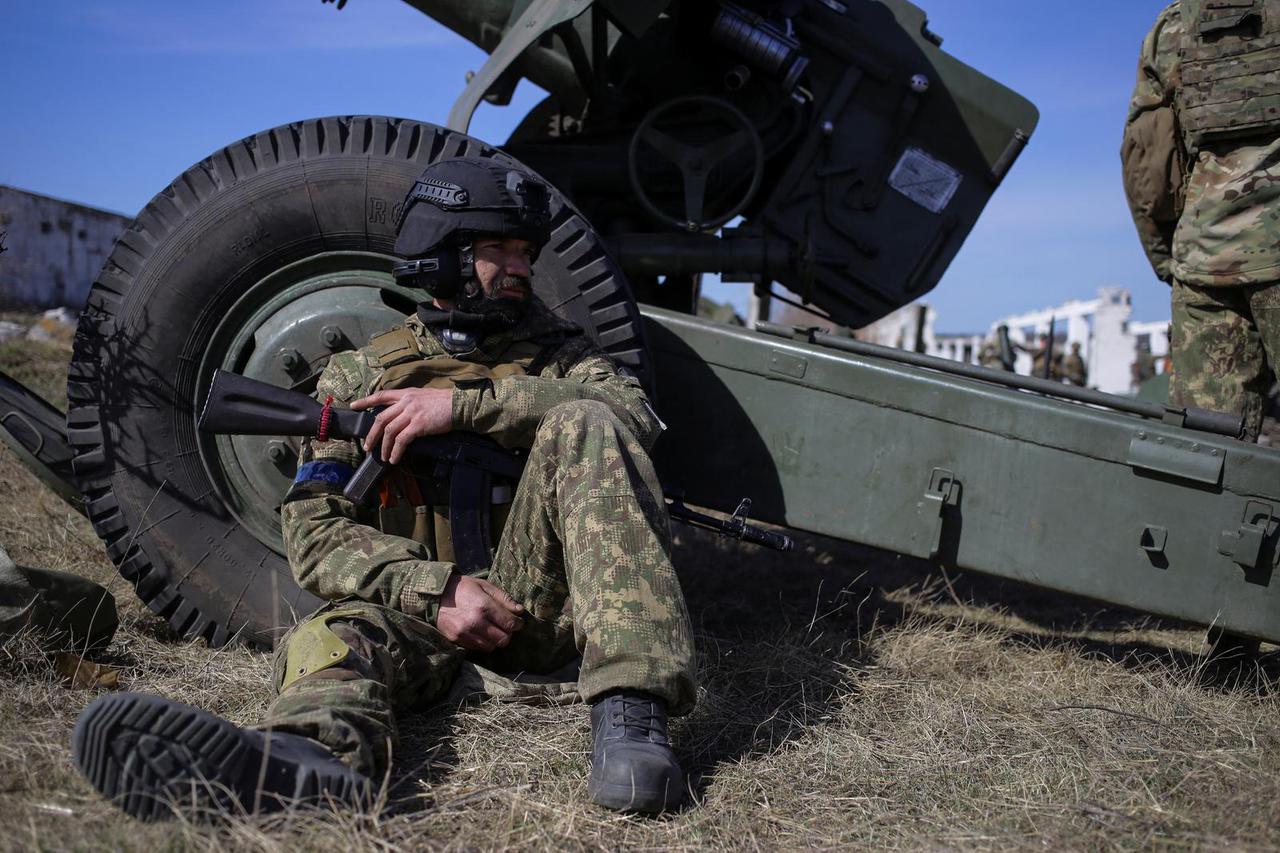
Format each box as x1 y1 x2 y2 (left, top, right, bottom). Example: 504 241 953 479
628 95 765 232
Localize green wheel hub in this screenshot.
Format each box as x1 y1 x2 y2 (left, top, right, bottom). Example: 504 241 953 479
197 252 419 553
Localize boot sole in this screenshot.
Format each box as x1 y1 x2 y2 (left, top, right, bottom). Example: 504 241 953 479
72 693 368 821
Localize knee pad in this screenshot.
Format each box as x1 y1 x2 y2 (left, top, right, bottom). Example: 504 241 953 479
281 610 373 691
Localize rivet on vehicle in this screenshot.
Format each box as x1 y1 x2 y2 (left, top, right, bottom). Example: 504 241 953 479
1157 437 1165 444
821 120 835 136
1138 432 1147 440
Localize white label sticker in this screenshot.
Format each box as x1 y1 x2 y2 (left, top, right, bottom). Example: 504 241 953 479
888 147 961 214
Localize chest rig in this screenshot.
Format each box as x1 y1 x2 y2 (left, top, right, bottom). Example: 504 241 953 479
1178 0 1280 152
365 323 554 568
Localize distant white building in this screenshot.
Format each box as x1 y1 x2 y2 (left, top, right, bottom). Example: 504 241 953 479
836 286 1168 396
855 303 935 352
929 330 984 365
989 286 1167 394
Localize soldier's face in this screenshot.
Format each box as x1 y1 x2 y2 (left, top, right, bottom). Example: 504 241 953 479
473 237 535 302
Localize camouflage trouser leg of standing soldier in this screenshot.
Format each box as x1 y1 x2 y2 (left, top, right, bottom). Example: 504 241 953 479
258 399 698 778
1171 279 1280 442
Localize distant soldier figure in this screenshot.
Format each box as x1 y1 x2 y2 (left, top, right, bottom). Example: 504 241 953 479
1132 340 1158 388
1063 342 1088 387
1021 333 1063 380
1122 0 1280 441
977 339 1004 370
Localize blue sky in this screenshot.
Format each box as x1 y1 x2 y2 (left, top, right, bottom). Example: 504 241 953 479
0 0 1173 332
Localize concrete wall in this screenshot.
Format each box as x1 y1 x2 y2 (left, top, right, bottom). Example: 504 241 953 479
1090 287 1134 393
929 332 984 365
0 185 130 310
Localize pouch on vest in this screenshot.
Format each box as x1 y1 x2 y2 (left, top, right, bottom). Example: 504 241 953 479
368 324 547 562
1179 0 1280 151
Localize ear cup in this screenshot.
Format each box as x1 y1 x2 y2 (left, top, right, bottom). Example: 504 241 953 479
392 246 467 299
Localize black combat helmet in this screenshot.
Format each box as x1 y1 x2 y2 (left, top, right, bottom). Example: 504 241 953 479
392 157 552 300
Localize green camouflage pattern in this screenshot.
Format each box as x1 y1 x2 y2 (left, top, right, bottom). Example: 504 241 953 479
261 604 463 776
478 398 694 712
1176 0 1280 152
280 295 666 621
1124 2 1280 287
1170 278 1280 441
267 301 696 777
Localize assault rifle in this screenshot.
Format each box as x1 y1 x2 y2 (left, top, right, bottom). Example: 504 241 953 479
198 370 792 573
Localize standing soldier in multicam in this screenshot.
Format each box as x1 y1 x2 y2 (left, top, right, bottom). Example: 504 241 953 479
72 157 698 820
1122 0 1280 665
1122 0 1280 442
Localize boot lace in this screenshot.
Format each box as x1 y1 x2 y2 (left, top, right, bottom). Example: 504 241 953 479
610 695 660 737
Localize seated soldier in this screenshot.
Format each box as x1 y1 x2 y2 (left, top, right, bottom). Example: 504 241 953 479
72 157 698 820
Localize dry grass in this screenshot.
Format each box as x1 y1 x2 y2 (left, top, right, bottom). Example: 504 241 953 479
0 313 1277 851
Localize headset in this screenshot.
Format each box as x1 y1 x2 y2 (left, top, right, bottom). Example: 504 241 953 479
391 244 475 300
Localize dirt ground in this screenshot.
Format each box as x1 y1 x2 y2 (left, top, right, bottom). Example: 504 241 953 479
0 320 1277 851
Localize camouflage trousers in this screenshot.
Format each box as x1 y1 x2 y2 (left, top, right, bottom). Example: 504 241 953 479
259 399 698 778
1171 278 1280 441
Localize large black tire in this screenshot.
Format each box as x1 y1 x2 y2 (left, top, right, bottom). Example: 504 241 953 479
68 116 647 649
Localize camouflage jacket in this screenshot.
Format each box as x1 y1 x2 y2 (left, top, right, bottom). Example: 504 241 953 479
279 297 662 624
1123 2 1280 286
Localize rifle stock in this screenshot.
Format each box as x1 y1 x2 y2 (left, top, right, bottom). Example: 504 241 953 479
199 369 373 440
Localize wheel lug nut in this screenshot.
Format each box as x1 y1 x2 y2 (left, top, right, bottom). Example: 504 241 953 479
279 349 304 372
266 441 288 464
322 326 347 350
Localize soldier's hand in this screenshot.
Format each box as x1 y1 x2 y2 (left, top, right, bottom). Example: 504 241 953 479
436 574 526 652
351 387 454 464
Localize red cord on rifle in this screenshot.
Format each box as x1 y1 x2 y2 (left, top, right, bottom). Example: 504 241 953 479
317 395 334 442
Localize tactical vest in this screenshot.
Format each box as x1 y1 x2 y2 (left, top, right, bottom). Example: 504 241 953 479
366 326 553 563
1178 0 1280 152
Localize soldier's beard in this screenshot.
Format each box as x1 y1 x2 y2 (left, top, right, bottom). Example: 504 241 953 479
456 275 531 329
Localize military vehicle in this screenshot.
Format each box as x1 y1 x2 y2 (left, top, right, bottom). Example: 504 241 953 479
2 0 1278 651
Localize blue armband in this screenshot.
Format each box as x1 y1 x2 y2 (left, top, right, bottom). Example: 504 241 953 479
293 461 355 486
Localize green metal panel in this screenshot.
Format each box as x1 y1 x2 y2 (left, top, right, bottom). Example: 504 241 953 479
645 307 1280 643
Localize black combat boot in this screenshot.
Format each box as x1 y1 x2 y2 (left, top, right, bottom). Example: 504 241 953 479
72 692 372 821
587 691 684 813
